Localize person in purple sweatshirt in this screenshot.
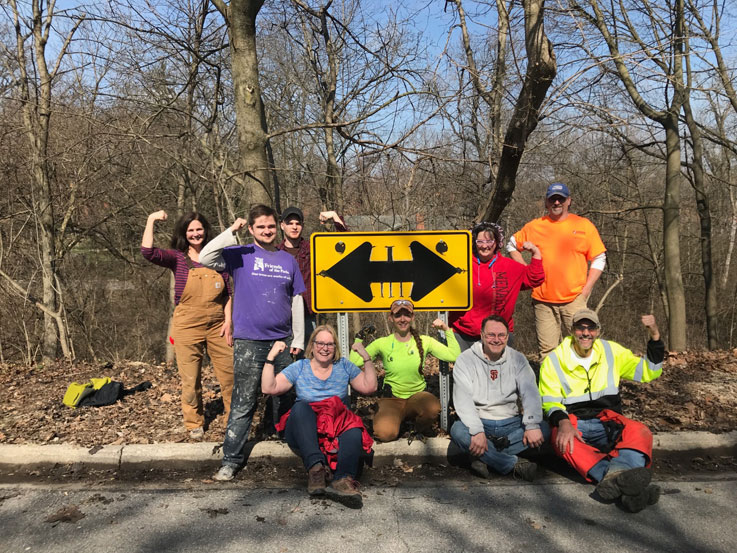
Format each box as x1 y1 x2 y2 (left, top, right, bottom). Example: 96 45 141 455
141 210 233 441
199 204 306 481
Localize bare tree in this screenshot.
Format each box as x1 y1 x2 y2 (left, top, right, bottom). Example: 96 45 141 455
568 0 688 350
1 0 84 361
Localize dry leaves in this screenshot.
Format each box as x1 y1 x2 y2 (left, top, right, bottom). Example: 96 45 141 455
1 350 736 448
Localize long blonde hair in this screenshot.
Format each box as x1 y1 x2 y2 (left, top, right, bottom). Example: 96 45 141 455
305 324 342 361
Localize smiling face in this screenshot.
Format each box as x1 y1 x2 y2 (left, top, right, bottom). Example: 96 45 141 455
474 230 497 263
481 319 508 359
249 215 278 248
186 219 205 250
571 319 600 357
311 329 337 364
545 194 571 221
390 308 414 335
280 216 303 243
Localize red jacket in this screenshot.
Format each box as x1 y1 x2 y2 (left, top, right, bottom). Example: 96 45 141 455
276 396 373 471
449 253 544 335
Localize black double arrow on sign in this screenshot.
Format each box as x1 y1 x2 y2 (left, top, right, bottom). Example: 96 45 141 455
318 241 463 302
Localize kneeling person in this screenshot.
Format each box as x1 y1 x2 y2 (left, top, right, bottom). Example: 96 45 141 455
539 309 664 512
451 315 549 481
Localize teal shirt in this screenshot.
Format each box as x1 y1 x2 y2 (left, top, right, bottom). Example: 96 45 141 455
350 331 460 398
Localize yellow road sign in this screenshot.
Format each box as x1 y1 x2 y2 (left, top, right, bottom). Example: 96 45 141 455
311 231 472 312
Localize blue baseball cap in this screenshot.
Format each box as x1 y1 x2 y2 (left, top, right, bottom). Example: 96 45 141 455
545 182 570 199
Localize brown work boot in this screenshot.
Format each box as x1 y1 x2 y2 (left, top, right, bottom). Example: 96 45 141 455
325 477 363 509
621 484 662 513
307 464 327 496
512 458 538 482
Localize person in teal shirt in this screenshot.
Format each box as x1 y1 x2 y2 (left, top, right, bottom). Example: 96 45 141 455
351 299 460 441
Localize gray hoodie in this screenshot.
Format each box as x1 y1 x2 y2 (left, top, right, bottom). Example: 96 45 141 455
452 341 542 436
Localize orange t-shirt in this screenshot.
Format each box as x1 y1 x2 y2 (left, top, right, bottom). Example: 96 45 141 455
513 214 606 303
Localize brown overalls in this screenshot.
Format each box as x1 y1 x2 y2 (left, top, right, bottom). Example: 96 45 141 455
170 262 234 430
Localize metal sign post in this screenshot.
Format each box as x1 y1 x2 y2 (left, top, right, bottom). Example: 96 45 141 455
437 311 450 432
337 312 350 397
337 312 350 359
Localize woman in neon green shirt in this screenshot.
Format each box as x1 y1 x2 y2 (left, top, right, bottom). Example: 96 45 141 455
350 299 460 441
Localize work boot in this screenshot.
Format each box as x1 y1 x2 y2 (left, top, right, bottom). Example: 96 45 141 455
595 467 651 500
189 427 204 441
325 477 363 509
512 458 538 482
621 484 661 513
470 460 490 479
212 465 237 482
307 464 327 496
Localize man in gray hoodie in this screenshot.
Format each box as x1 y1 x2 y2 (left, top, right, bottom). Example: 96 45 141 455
450 315 550 481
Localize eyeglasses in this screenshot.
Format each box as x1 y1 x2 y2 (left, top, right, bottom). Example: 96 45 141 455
475 239 495 246
314 341 336 349
482 332 508 340
392 300 412 307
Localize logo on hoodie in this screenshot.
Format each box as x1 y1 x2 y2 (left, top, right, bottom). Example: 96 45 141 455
489 369 498 380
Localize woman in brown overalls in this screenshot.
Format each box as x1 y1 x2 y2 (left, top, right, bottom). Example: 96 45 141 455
141 210 234 440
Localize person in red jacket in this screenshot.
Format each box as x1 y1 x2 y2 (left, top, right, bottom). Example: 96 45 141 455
449 222 544 350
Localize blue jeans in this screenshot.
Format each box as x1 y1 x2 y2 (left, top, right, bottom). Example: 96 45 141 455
221 338 293 468
450 417 550 475
284 400 362 480
576 418 647 482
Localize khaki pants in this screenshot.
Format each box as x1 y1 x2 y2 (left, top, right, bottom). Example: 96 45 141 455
372 392 440 442
533 294 589 358
171 267 234 430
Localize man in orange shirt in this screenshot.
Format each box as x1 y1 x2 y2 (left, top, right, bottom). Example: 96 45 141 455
507 183 607 358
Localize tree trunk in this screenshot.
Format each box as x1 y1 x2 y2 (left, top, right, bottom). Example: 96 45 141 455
10 0 79 362
683 96 717 349
480 0 557 222
218 0 272 206
663 118 688 351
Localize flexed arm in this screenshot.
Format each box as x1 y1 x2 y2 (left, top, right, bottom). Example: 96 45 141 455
141 210 167 248
199 218 244 271
261 341 294 395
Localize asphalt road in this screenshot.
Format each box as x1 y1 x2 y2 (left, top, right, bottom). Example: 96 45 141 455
1 463 736 553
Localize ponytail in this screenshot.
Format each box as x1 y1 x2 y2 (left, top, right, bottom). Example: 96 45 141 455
409 326 425 376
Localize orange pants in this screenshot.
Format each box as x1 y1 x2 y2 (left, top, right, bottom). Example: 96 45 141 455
372 392 440 441
170 267 233 430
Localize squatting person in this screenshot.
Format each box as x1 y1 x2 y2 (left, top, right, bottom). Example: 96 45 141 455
350 299 460 442
450 315 550 481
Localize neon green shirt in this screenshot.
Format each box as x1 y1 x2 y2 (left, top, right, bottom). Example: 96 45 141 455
350 331 460 398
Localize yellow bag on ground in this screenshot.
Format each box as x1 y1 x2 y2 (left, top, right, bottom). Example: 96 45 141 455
63 377 111 408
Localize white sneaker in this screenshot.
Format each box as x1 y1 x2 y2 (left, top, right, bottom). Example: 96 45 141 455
213 465 237 482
